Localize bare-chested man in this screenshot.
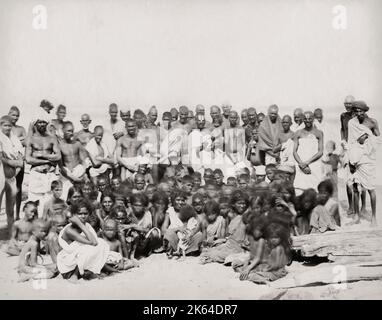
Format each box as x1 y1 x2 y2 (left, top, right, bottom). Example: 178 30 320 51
8 106 27 219
293 111 324 193
26 118 61 214
51 105 67 139
348 101 380 226
86 125 115 185
224 111 246 165
116 119 143 180
102 103 126 157
58 121 87 199
0 116 24 232
74 114 94 146
27 100 55 141
171 106 192 134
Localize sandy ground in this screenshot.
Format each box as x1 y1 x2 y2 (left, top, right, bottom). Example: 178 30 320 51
1 170 382 299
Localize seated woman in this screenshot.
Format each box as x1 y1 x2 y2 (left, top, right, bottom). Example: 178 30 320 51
201 201 226 248
56 199 110 282
162 189 203 257
199 190 249 264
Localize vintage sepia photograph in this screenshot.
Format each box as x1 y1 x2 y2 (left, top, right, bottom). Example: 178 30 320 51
0 0 381 303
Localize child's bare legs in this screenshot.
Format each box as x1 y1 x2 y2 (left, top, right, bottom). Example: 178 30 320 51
46 232 60 264
346 184 354 215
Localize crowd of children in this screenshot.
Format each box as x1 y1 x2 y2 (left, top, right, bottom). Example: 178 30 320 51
6 162 340 284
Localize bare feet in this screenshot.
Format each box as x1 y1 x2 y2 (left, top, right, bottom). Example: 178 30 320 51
370 217 378 228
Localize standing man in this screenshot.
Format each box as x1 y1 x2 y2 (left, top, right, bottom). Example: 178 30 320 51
279 115 295 175
171 106 192 134
8 106 26 220
58 122 87 199
241 109 249 127
0 116 24 233
244 107 258 144
224 111 246 166
116 119 143 180
85 125 115 185
102 103 126 157
120 107 131 124
293 111 324 194
26 118 61 214
74 113 94 146
348 101 379 226
221 103 232 128
257 105 283 165
146 105 159 129
51 104 67 139
291 108 304 132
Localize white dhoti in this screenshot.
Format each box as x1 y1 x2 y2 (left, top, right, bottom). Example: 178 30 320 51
294 133 323 192
57 223 110 275
28 169 59 216
89 164 111 178
60 164 86 200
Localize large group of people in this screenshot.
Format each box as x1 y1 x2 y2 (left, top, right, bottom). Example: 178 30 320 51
0 96 379 284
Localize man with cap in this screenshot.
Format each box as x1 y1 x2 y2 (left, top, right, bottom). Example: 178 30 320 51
290 108 304 132
27 100 55 141
348 100 379 226
0 115 24 233
25 116 61 214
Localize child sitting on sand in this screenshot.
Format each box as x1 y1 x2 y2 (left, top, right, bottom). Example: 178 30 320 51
102 219 137 271
310 180 340 233
42 180 67 221
239 222 291 284
18 219 58 282
201 201 226 248
199 190 249 264
7 201 38 256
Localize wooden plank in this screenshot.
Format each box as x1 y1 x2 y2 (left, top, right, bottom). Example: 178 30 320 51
270 264 382 289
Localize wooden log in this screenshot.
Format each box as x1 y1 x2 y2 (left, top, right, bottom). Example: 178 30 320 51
292 229 382 262
270 264 382 289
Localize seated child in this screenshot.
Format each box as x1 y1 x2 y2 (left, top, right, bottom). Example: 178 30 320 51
132 173 147 193
110 177 122 192
238 222 290 284
226 176 237 187
213 169 225 190
102 219 137 271
265 164 277 183
174 206 199 260
42 180 67 221
204 182 219 202
120 193 160 259
46 214 67 264
237 174 250 190
145 184 156 210
191 193 206 222
231 214 267 271
181 175 194 204
200 190 249 264
321 141 340 197
218 196 232 228
192 172 202 192
201 201 226 248
310 180 340 233
7 201 38 256
203 168 214 185
295 188 317 235
18 219 58 282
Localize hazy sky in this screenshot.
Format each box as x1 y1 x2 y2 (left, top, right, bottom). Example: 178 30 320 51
1 0 381 124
